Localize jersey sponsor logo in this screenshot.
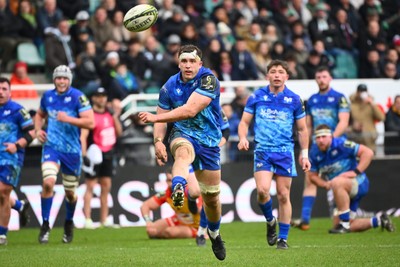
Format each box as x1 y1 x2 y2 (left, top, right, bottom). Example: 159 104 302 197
79 95 90 107
331 149 338 156
175 87 183 96
49 96 53 103
260 108 288 120
200 75 216 91
3 110 11 116
256 162 263 168
19 108 31 120
64 96 72 103
328 97 335 102
44 154 50 159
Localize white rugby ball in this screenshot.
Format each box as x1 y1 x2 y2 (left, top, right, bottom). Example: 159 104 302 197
123 4 158 32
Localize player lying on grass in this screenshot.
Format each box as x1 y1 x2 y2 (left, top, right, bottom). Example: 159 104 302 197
308 124 395 234
141 167 202 239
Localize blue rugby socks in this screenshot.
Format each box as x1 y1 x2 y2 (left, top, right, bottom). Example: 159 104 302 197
65 198 77 221
301 196 315 224
259 199 274 222
41 196 53 223
171 175 187 190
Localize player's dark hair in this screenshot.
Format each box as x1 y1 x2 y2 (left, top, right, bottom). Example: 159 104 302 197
266 60 290 74
0 77 11 87
315 124 331 131
178 45 202 59
315 66 332 76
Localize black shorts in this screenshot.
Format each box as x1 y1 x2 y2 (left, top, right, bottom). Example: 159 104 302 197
85 150 115 179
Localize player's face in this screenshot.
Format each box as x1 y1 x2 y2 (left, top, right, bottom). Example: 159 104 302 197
0 82 11 105
179 57 202 82
315 70 332 92
54 77 70 94
267 65 289 89
315 134 332 151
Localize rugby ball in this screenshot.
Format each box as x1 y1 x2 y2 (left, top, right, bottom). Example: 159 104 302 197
123 4 158 32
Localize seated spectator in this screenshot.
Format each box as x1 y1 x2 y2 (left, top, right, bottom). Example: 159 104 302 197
230 38 258 81
284 20 313 51
180 22 201 48
111 10 131 52
270 40 287 60
360 49 384 78
17 0 41 45
89 6 114 49
287 36 309 65
9 61 38 98
217 22 235 52
303 49 323 79
125 37 148 81
348 84 385 153
285 53 307 80
114 63 140 94
69 10 94 46
384 95 400 155
382 62 400 79
44 18 76 72
252 40 272 79
36 0 64 35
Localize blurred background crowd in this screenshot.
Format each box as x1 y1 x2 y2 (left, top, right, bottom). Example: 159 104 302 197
1 0 400 163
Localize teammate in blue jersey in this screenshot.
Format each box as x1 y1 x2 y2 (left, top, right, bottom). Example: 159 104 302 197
196 108 230 247
139 45 226 260
294 66 350 230
34 65 94 244
0 77 35 245
308 124 394 234
238 60 311 249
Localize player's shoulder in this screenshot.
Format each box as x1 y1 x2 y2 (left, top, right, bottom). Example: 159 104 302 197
198 68 218 90
284 87 303 102
69 87 86 97
7 100 25 111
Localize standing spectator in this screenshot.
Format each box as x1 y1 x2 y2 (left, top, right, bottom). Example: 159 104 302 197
293 66 350 231
252 40 272 79
237 60 311 249
348 84 385 153
230 38 258 81
303 49 323 79
35 65 94 244
36 0 64 35
384 95 400 155
69 10 93 46
17 0 41 45
9 61 38 99
0 77 34 245
125 37 148 81
110 10 131 52
82 87 122 229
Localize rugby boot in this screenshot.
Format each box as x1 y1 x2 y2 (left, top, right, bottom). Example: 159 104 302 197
276 238 289 250
196 234 206 247
207 229 226 261
19 199 31 227
328 224 350 234
171 183 184 208
266 217 277 246
380 213 395 232
38 220 50 244
62 220 74 243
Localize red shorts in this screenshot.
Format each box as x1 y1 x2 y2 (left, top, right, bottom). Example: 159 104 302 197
165 214 198 237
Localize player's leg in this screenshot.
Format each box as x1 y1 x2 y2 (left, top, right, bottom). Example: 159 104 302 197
275 175 292 249
145 218 170 238
0 178 13 245
196 206 207 246
297 172 317 229
60 152 81 243
170 137 195 207
39 152 59 244
254 170 277 246
197 169 225 260
99 176 112 226
83 177 97 229
162 225 196 238
328 176 353 233
10 197 31 227
187 166 201 214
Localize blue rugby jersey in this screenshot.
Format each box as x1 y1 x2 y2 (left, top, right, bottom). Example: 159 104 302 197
0 100 33 166
309 137 366 184
306 88 349 133
158 67 222 147
244 85 305 152
39 87 91 153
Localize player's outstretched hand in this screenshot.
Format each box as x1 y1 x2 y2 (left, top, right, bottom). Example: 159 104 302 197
302 158 311 172
4 143 18 154
155 142 168 165
138 112 156 123
237 139 249 151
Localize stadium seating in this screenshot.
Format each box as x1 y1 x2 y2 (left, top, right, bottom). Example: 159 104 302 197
17 42 45 71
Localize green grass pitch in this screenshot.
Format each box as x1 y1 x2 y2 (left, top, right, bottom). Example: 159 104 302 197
2 218 399 267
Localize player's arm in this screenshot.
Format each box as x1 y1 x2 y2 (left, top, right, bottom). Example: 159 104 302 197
140 197 161 223
237 112 253 151
353 144 374 174
153 107 169 164
296 117 311 171
34 108 48 142
57 109 95 129
113 112 123 138
80 128 90 156
306 114 313 139
309 171 330 190
219 127 230 147
333 111 350 138
139 92 211 123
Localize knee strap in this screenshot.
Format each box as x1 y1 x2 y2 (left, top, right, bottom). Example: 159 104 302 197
42 162 59 181
62 173 80 193
171 139 195 163
199 182 220 195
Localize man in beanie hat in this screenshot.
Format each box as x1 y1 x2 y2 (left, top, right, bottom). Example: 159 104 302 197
34 65 94 244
